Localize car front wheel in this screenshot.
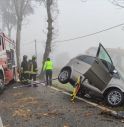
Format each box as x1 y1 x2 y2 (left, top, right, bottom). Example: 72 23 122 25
105 89 124 107
58 68 71 84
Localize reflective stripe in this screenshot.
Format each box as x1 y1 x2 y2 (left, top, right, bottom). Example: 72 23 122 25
24 71 30 74
31 65 37 74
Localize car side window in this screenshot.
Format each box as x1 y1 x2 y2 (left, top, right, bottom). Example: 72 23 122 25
98 46 112 65
97 44 114 72
83 56 95 65
77 55 95 65
77 55 87 61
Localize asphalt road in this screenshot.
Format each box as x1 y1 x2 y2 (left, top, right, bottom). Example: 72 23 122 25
0 83 124 127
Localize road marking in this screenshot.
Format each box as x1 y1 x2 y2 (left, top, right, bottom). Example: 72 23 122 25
50 86 117 116
0 117 3 127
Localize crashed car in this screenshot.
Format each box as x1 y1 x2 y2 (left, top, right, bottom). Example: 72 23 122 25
58 43 124 106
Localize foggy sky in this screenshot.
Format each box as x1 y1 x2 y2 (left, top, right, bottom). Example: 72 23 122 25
18 0 124 63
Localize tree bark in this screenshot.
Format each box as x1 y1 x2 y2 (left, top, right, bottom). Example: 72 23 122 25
40 0 53 80
8 26 12 38
16 19 22 68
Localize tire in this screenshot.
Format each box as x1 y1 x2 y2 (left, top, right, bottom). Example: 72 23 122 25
58 68 71 84
0 73 4 93
105 88 124 107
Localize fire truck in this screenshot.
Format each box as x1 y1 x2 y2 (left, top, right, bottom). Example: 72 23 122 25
0 32 16 91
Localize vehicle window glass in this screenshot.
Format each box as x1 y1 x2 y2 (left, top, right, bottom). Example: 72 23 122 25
0 36 4 50
2 38 4 50
98 46 112 65
77 55 87 61
83 56 95 65
0 36 1 45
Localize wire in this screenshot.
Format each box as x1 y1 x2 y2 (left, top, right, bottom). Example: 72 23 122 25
21 40 43 46
54 23 124 43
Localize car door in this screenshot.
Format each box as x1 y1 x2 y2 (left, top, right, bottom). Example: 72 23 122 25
73 55 93 75
84 43 114 91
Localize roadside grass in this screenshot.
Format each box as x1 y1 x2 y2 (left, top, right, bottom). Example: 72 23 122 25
53 80 73 92
52 80 124 112
52 71 124 111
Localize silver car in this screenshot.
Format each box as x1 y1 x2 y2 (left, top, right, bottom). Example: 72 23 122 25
58 43 124 106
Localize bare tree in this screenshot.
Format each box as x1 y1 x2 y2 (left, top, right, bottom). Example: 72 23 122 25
13 0 35 68
110 0 124 8
38 0 58 79
0 0 16 37
0 0 38 68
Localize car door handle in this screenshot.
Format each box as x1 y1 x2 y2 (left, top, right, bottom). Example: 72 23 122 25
76 62 80 64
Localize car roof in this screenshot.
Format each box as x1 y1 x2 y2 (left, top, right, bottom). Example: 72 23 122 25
76 54 95 58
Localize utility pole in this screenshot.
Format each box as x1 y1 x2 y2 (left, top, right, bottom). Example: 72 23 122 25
35 40 37 59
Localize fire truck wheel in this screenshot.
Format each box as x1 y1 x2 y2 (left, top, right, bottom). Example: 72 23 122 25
0 73 4 92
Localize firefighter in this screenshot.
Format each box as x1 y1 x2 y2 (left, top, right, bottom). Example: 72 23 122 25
30 56 38 87
43 58 53 86
20 55 29 84
28 59 32 80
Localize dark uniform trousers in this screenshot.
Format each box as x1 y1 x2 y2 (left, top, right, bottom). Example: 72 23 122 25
46 70 52 86
30 74 36 81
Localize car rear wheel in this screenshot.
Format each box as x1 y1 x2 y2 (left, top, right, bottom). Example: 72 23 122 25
105 89 124 106
58 68 71 84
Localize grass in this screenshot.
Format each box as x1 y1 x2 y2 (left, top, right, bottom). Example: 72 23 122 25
53 80 124 112
53 80 74 92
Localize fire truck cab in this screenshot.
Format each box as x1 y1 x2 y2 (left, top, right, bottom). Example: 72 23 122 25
0 32 16 91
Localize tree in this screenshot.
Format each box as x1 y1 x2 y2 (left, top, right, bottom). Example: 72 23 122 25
110 0 124 8
13 0 35 68
0 0 36 67
0 0 16 37
39 0 58 79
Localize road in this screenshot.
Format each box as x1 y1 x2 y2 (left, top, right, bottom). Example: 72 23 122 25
0 83 124 127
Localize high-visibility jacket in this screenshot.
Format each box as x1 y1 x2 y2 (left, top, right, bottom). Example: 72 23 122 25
43 60 53 71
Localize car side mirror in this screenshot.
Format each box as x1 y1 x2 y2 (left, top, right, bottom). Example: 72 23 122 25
109 65 115 74
113 70 117 74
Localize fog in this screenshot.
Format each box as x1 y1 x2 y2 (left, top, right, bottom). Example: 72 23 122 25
4 0 124 68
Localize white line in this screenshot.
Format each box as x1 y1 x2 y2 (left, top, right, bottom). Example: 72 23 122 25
0 117 3 127
50 86 117 116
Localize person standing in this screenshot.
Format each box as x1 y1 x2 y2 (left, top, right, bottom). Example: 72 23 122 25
20 55 29 83
30 56 38 87
43 58 53 86
27 59 32 80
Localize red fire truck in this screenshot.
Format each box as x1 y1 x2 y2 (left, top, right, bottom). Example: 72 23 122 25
0 32 16 91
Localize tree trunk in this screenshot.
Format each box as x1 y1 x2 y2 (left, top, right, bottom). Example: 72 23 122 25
16 20 22 68
8 27 12 38
40 0 53 80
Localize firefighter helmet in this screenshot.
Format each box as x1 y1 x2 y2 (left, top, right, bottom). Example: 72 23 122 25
47 58 50 61
23 55 27 60
32 55 36 60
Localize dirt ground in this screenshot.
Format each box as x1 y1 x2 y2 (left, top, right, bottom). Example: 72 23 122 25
0 83 124 127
